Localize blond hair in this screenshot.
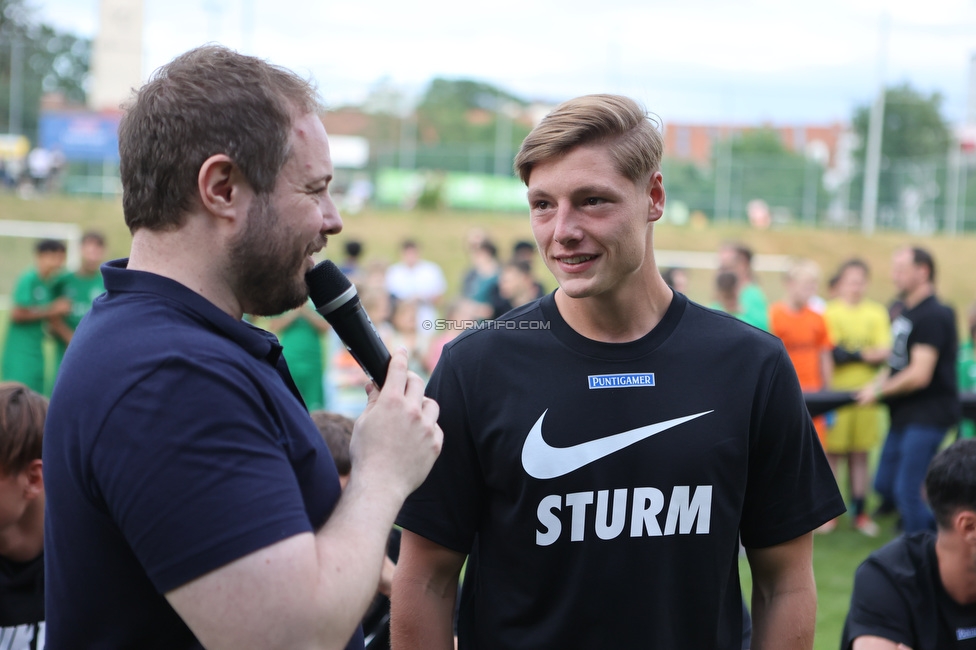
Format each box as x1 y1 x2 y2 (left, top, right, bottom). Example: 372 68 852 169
514 94 664 186
784 258 821 283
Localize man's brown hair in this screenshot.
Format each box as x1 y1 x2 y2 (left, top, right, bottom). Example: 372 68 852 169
118 45 319 233
0 382 47 475
513 94 664 186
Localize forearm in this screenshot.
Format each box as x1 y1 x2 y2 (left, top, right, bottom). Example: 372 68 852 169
391 531 464 650
876 368 926 396
391 563 458 649
12 305 56 323
307 476 409 645
750 575 816 649
860 347 890 365
747 534 816 650
48 318 73 344
301 306 331 332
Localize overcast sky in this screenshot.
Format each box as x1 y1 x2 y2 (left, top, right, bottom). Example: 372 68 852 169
28 0 976 126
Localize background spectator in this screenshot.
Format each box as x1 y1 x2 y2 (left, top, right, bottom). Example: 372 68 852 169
770 259 834 448
823 259 892 537
0 382 48 649
1 240 70 395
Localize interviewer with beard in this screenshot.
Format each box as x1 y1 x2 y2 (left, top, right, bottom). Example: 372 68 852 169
42 45 441 650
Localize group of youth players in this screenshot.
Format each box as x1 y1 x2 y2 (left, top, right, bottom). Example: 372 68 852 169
0 232 106 395
673 244 972 539
1 43 973 650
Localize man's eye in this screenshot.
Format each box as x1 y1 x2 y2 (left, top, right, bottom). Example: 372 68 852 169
585 197 604 206
533 200 550 210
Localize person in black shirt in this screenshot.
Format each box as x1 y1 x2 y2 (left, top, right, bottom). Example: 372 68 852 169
0 383 46 650
391 94 843 650
842 438 976 649
857 246 960 533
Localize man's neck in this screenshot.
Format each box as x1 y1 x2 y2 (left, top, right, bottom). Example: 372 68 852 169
0 496 44 563
554 269 672 344
128 222 241 319
903 283 934 310
936 533 976 606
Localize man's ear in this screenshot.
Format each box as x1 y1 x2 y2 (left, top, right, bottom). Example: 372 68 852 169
197 154 245 221
956 509 976 544
22 459 43 500
646 171 665 224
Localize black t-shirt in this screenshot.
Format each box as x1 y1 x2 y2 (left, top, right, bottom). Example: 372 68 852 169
842 532 976 649
398 291 844 649
886 294 960 429
0 553 44 649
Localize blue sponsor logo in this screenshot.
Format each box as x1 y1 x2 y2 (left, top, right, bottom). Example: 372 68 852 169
958 627 976 641
587 373 655 390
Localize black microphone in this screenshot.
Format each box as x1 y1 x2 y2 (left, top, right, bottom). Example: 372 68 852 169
305 260 391 388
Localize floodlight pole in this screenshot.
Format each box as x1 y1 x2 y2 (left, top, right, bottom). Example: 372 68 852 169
861 89 885 236
861 13 889 236
9 33 24 136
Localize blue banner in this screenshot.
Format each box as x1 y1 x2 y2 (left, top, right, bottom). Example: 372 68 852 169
39 112 121 162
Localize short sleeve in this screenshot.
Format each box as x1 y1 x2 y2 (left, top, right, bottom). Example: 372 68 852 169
92 358 315 593
815 313 832 350
12 272 35 307
396 346 484 553
910 305 950 350
739 349 844 548
842 559 916 649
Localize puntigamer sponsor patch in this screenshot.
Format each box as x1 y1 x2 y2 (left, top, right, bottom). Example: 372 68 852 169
587 373 655 389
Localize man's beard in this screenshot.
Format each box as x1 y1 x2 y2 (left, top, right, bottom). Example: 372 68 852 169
230 193 313 317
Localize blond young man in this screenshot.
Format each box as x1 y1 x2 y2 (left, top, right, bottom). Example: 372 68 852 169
392 94 843 650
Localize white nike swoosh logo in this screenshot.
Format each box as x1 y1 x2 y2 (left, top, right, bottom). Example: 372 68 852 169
521 409 714 479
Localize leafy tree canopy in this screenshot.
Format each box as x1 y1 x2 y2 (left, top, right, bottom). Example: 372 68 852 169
849 83 951 210
852 83 950 163
1 0 91 141
415 78 529 145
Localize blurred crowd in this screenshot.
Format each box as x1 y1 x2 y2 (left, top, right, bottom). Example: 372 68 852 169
263 228 547 419
2 231 974 538
666 241 976 538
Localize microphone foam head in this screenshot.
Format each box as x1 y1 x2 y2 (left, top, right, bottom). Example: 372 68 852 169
306 260 352 309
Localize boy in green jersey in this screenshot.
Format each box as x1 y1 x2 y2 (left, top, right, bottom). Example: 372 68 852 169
958 301 976 439
1 240 70 393
50 231 107 371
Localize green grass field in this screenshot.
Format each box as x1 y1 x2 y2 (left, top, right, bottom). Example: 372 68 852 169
0 192 968 648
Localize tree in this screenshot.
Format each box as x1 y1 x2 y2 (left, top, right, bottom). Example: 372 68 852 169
717 129 826 222
415 78 528 145
1 0 91 142
850 83 951 217
661 160 715 214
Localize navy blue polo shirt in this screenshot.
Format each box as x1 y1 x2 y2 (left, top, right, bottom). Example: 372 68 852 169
43 259 362 649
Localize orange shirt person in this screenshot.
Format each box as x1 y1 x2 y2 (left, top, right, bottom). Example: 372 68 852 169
770 259 834 444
